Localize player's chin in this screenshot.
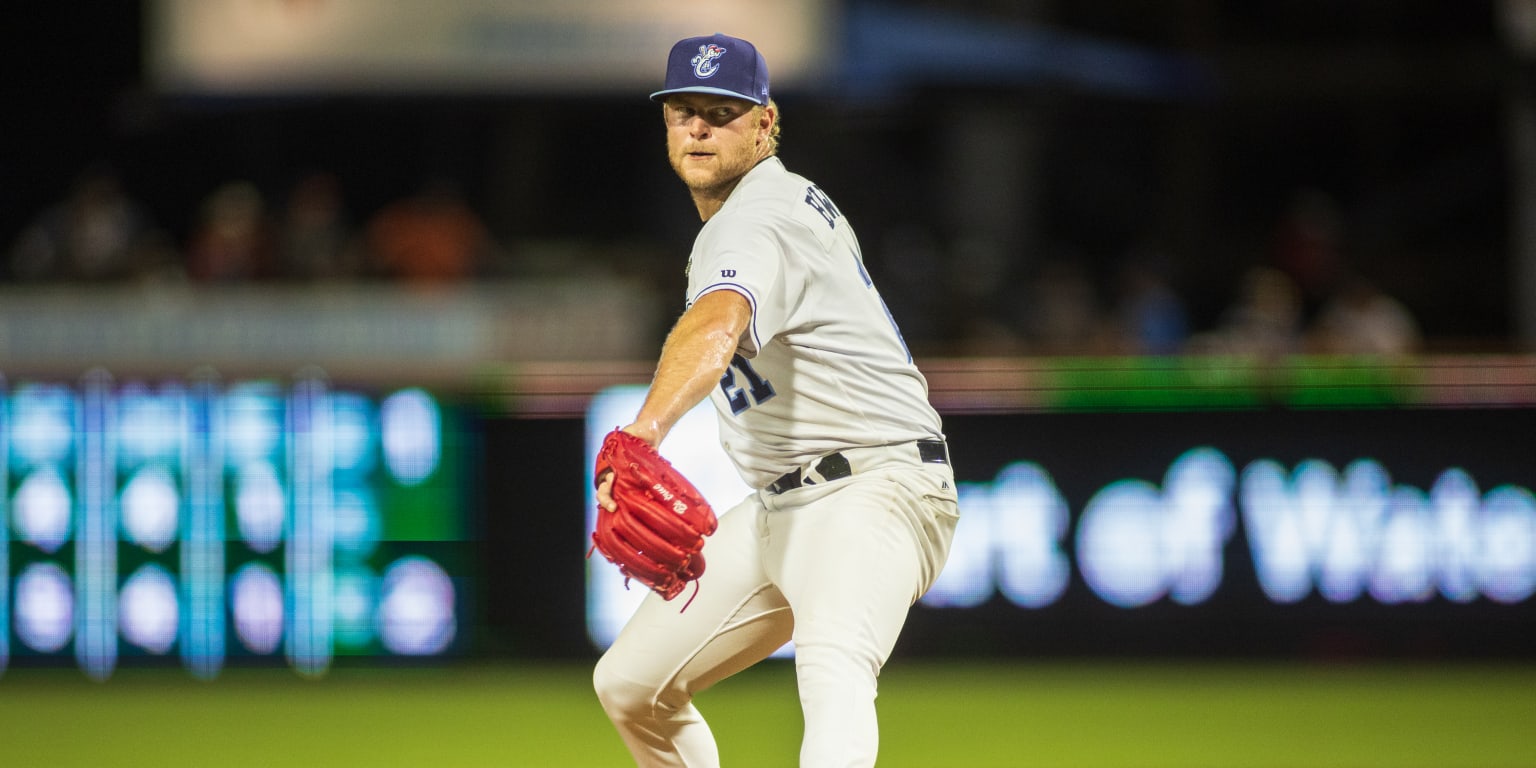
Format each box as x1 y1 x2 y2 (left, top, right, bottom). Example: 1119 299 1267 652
675 165 720 189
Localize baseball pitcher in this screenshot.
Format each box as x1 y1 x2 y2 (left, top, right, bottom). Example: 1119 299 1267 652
591 33 960 767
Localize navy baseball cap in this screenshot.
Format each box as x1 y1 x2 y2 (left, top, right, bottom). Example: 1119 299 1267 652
650 33 770 105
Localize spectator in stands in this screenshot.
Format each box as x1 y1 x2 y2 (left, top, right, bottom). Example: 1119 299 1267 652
1272 187 1345 310
1106 254 1190 355
275 171 361 281
1307 276 1422 355
8 168 159 282
186 181 275 282
1190 266 1304 356
1019 257 1101 355
363 179 492 283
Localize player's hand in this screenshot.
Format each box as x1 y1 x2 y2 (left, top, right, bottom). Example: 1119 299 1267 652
597 422 662 514
595 422 661 512
596 471 617 512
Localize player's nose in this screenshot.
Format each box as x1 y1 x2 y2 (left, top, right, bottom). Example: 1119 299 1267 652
684 115 712 138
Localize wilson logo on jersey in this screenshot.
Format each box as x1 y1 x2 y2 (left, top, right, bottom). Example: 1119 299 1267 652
721 269 736 278
691 44 727 79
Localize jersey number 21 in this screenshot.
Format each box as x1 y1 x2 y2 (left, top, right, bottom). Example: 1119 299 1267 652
720 354 775 415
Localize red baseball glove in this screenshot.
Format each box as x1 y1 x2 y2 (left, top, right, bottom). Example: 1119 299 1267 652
590 429 717 604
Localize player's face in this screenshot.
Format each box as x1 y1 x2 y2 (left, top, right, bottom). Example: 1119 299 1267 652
663 94 773 196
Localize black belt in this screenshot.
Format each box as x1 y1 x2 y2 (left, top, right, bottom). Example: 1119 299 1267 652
768 439 949 494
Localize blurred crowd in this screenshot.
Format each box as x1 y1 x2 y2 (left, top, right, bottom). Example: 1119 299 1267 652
877 188 1422 359
5 168 1420 358
6 167 505 287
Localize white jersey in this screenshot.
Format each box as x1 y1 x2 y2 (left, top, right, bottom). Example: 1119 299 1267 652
685 157 944 489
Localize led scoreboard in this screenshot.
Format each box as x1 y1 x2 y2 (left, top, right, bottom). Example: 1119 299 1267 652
1 371 469 679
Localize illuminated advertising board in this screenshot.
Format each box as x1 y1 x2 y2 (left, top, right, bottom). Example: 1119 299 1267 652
583 386 1536 658
1 372 470 679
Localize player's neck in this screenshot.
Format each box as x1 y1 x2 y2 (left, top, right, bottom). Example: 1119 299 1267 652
691 189 733 221
691 153 775 221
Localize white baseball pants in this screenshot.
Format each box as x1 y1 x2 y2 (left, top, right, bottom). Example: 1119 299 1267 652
593 448 958 768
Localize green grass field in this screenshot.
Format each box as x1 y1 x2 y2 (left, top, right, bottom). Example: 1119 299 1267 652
3 660 1533 767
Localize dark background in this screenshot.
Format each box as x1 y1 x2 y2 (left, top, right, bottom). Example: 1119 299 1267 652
1 1 1520 349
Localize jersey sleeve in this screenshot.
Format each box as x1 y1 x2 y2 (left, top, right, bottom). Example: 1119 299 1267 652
687 215 793 357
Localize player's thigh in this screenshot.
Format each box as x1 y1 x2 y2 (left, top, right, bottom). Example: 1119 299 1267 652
600 495 792 695
768 468 957 651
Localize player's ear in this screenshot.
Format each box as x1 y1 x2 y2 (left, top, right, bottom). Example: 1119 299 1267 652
757 104 776 141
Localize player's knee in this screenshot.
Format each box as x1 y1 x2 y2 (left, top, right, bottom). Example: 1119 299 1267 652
793 639 883 689
592 654 658 722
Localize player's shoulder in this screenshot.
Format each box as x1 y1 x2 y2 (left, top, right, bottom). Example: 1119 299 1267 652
732 159 834 227
699 159 847 259
733 158 814 203
705 164 786 230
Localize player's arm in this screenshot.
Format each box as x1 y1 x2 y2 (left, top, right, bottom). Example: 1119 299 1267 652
626 288 751 446
597 289 750 511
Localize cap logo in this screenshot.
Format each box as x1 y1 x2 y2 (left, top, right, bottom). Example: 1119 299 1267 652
690 44 727 79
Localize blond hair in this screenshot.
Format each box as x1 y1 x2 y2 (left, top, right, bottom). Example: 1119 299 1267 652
762 99 781 154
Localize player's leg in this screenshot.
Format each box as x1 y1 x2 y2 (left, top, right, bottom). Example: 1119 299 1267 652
765 465 958 768
593 494 793 768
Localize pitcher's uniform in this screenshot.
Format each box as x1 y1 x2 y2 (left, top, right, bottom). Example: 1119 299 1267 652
594 156 960 767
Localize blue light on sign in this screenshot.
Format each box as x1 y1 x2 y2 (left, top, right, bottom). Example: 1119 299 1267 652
924 447 1536 610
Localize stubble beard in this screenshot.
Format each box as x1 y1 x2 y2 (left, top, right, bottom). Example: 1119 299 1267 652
668 138 765 202
671 156 736 200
